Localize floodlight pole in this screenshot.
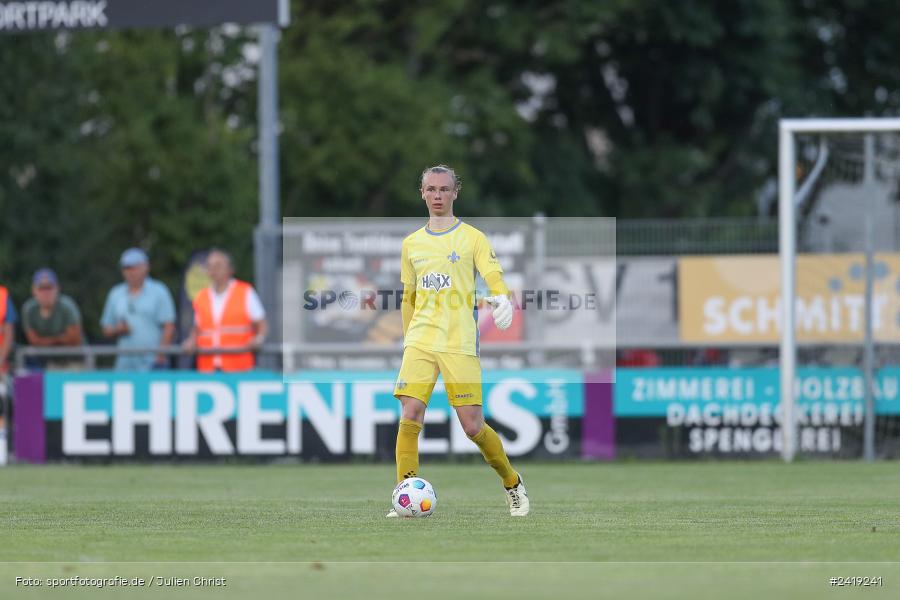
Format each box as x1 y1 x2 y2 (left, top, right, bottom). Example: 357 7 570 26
254 23 282 354
258 24 281 230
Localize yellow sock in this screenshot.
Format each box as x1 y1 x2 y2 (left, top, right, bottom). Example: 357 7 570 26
469 424 519 488
396 418 423 483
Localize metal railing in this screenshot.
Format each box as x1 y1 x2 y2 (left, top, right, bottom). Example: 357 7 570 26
13 344 285 372
15 340 887 373
14 340 618 372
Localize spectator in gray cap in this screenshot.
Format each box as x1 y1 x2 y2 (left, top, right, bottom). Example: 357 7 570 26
100 248 176 371
22 268 83 369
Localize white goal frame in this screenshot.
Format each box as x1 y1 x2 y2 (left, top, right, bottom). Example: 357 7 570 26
779 118 900 462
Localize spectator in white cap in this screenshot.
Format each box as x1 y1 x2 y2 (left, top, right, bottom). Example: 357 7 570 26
100 248 176 371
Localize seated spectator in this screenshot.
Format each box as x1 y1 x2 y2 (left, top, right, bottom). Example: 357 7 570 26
21 268 84 369
0 279 16 375
101 248 175 371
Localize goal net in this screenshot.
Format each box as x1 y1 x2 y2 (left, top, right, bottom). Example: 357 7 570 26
779 119 900 461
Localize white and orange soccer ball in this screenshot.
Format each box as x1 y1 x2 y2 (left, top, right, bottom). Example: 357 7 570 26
391 477 437 518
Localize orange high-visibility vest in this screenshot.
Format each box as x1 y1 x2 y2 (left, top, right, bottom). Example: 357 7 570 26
193 280 256 372
0 285 8 354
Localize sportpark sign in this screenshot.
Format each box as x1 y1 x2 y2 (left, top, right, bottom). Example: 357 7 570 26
0 0 289 32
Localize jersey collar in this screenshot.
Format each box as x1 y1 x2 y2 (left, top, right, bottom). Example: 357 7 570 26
425 218 462 236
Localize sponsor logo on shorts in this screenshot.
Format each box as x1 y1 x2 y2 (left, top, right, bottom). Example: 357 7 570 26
454 393 475 399
396 379 407 390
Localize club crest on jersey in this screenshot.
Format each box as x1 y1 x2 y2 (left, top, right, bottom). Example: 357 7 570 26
448 251 460 263
421 272 452 292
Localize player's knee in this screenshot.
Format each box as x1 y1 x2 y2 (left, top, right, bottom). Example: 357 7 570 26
402 408 426 423
461 419 483 438
399 396 426 422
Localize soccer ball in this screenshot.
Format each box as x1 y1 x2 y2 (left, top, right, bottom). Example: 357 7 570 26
391 477 437 518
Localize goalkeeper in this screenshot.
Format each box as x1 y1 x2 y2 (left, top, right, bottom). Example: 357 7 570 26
388 165 528 517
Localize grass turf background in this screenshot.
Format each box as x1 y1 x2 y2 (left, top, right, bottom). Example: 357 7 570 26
1 462 898 598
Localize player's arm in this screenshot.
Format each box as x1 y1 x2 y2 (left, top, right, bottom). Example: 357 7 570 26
399 239 417 337
475 234 513 330
401 284 415 336
484 271 510 298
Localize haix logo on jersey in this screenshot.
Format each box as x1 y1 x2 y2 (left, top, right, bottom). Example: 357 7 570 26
421 273 451 292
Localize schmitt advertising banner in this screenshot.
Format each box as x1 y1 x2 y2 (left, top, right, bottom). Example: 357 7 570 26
615 366 900 458
13 370 586 462
679 253 900 343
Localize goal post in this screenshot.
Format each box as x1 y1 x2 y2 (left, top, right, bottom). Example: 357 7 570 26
779 118 900 462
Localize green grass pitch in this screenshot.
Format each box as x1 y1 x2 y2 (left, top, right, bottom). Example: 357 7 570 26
1 461 898 599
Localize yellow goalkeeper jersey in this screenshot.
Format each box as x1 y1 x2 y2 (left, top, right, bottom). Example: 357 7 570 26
401 219 502 356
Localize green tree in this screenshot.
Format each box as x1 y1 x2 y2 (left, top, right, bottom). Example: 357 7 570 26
0 29 258 341
4 0 900 342
278 0 538 218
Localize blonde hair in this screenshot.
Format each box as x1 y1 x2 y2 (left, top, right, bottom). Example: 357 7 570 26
419 164 461 191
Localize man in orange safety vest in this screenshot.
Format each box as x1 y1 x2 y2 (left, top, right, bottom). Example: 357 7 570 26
0 282 17 375
184 249 268 372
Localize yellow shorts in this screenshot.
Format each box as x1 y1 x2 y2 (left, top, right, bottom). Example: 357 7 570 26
393 345 482 407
